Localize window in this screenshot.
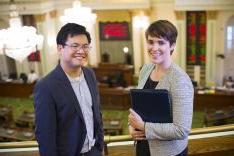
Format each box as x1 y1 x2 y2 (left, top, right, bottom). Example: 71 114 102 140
227 26 234 51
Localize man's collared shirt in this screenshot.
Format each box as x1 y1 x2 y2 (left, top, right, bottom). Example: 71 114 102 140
66 70 95 153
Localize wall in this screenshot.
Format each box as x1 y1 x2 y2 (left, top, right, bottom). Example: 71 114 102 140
150 0 182 67
35 11 59 75
96 10 133 64
1 0 234 83
215 11 234 86
224 15 234 80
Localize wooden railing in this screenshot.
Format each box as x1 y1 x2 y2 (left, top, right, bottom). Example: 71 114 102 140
1 124 234 148
0 124 234 156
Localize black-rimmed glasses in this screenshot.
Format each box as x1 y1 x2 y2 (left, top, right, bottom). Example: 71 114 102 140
64 43 91 52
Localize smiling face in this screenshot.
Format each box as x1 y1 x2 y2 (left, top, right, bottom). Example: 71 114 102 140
58 34 89 70
147 35 175 65
145 20 178 66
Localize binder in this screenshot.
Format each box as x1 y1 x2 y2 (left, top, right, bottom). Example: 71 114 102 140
130 89 173 123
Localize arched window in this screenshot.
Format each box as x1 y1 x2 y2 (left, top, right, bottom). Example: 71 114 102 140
227 18 234 51
224 16 234 79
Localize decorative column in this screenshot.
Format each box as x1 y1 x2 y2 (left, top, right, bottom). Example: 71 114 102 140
174 11 186 70
131 11 149 76
35 10 58 76
206 11 217 86
0 15 11 77
0 55 10 77
87 22 99 67
35 13 47 75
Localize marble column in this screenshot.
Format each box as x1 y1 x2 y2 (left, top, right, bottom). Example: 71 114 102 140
206 11 217 86
86 22 100 67
174 11 186 70
131 11 149 76
35 11 58 76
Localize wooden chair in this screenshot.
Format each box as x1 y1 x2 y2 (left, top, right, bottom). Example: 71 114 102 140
204 107 234 126
103 118 123 136
15 111 35 129
0 104 13 127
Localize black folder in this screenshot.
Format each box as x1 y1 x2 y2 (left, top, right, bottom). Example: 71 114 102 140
130 89 173 123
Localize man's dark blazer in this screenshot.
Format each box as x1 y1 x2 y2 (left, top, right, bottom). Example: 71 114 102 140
34 64 104 156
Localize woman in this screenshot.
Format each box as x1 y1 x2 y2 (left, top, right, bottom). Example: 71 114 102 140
128 20 194 156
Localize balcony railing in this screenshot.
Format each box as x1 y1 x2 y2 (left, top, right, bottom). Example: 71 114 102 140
0 124 234 156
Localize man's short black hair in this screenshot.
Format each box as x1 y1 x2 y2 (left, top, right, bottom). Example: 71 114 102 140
56 23 91 45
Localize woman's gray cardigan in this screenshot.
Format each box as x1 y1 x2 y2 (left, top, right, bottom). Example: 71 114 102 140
137 62 194 156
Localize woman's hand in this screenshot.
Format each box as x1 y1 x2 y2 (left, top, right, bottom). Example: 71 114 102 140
128 109 145 131
129 125 145 140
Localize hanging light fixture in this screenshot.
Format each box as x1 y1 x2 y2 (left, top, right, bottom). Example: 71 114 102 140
60 0 99 66
133 13 149 29
0 0 43 62
60 0 97 26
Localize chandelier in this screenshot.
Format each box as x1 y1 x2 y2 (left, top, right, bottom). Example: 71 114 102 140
60 0 97 26
133 13 149 29
0 1 43 62
60 0 98 66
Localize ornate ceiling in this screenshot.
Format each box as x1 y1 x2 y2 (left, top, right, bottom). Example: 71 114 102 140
0 0 233 15
0 0 150 15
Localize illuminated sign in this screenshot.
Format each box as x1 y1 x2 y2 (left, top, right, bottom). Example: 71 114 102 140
99 22 130 40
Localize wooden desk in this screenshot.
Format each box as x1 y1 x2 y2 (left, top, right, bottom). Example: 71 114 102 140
99 88 234 111
93 63 134 86
204 107 234 126
0 105 13 127
0 82 34 98
194 90 234 110
0 128 34 142
103 119 123 135
99 87 130 110
15 111 35 129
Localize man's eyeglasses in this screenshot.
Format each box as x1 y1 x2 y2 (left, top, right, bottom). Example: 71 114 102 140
64 44 91 53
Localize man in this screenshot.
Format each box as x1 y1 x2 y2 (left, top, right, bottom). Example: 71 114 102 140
34 23 103 156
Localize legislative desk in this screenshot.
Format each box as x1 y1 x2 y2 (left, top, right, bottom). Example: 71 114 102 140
0 105 13 126
194 90 234 110
99 87 131 110
99 87 234 111
93 63 134 86
0 128 34 142
0 81 234 112
0 82 34 98
15 111 35 129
